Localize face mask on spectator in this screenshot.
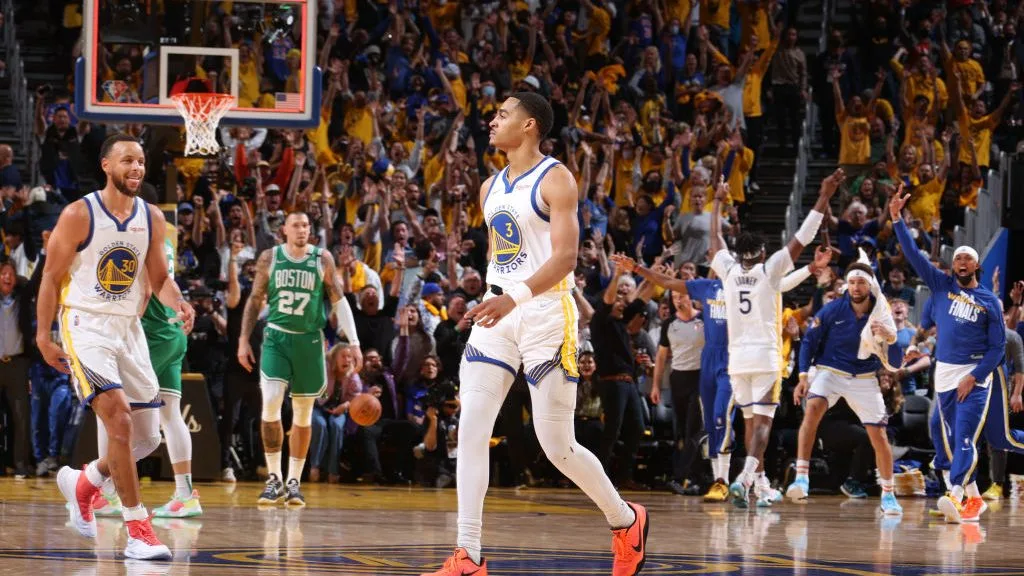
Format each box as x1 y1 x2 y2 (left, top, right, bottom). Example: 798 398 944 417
482 85 496 98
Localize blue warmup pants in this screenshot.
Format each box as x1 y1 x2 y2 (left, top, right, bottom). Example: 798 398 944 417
30 363 73 462
698 346 735 459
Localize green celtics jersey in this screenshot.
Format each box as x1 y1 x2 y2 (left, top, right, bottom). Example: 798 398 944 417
266 244 326 334
140 236 182 343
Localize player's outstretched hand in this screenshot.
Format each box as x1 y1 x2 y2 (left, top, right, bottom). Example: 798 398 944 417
466 294 516 328
237 341 256 373
37 338 70 375
610 253 637 274
888 183 909 222
811 244 837 272
819 168 845 200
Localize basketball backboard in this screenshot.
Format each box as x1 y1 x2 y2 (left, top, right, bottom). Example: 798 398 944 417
75 0 321 128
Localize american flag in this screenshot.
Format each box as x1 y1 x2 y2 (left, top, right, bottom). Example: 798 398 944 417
275 92 302 111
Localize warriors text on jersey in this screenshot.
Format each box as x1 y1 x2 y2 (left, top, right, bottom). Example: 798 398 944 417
61 192 150 316
710 248 795 375
483 156 572 294
266 244 326 334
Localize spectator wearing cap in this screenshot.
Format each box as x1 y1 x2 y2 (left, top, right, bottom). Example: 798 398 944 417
185 285 227 380
414 280 447 338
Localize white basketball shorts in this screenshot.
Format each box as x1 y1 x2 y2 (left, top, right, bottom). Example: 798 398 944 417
464 290 580 385
808 367 888 426
59 307 161 408
731 371 781 416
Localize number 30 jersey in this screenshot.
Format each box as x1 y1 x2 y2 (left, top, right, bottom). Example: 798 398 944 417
483 155 572 294
710 248 794 376
61 192 150 317
265 244 326 334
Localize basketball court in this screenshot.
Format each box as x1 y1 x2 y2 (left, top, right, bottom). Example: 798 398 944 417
1 478 1022 575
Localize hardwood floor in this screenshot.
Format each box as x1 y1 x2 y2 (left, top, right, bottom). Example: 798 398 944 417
0 478 1020 575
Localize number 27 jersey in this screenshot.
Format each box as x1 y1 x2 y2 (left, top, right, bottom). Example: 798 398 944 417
710 248 794 376
266 244 326 334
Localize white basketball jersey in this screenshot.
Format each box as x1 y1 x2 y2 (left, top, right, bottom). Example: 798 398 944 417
484 156 572 294
61 192 150 317
710 248 794 375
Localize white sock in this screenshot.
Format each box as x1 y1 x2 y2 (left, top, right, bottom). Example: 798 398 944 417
174 473 193 499
266 451 283 481
966 482 980 499
122 503 148 522
85 460 107 488
741 456 759 486
951 485 965 501
718 454 731 482
878 477 894 494
795 458 810 479
942 470 951 489
288 457 305 484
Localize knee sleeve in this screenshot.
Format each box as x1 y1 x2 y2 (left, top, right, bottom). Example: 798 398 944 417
530 370 582 461
130 408 162 461
752 404 778 418
159 394 192 464
261 378 288 422
292 397 316 428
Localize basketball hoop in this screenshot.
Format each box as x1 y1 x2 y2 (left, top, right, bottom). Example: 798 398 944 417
170 92 236 157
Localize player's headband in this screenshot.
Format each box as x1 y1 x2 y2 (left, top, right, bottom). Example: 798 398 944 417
740 247 764 261
953 246 979 263
845 269 874 283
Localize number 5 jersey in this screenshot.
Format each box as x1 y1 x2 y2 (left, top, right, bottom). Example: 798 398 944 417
710 248 795 376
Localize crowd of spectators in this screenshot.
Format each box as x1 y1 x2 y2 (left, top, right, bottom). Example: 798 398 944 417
1 0 1022 496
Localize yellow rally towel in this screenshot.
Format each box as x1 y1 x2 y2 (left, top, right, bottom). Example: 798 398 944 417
422 299 448 322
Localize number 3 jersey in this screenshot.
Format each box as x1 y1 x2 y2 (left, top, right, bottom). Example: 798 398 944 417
266 244 326 334
61 192 150 316
710 248 794 376
483 156 573 294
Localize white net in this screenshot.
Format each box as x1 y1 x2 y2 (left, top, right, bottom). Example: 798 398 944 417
170 93 237 157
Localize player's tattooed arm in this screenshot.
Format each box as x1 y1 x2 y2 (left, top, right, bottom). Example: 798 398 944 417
240 248 273 341
320 249 345 304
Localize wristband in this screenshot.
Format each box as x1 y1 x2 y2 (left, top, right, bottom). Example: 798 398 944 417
794 209 824 246
507 283 534 306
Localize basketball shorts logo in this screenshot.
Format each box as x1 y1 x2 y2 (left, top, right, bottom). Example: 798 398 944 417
95 242 140 301
489 210 528 272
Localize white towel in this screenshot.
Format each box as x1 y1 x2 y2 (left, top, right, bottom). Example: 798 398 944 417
854 249 899 371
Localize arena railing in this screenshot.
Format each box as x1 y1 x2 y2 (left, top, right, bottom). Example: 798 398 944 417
2 0 38 184
941 152 1006 265
782 0 830 247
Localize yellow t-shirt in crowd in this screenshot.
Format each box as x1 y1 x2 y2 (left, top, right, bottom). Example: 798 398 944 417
236 59 261 108
700 0 731 29
343 105 373 146
958 112 998 168
907 177 944 226
742 38 778 118
837 111 872 165
587 6 612 55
